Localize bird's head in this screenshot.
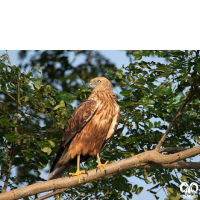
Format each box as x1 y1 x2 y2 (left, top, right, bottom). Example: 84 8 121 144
88 77 113 91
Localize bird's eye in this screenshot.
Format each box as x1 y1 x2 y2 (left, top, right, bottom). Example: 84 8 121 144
97 80 101 83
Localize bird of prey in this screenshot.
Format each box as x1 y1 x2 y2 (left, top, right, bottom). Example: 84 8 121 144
48 77 120 183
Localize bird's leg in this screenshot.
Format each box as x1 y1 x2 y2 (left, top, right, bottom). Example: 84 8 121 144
96 153 109 170
69 154 86 183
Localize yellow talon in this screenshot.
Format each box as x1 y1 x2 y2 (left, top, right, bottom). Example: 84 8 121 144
97 160 109 170
69 170 86 183
69 155 86 183
97 153 109 170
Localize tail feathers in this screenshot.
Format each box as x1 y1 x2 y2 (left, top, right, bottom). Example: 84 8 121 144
47 155 90 180
48 162 71 180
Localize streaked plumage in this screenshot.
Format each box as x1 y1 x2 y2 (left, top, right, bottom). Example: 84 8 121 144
48 77 120 182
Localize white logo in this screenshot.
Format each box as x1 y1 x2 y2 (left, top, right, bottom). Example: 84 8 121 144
180 182 198 199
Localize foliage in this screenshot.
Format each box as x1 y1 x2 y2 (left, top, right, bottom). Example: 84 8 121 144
1 50 200 199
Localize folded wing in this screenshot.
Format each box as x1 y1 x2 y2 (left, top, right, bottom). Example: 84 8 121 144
48 99 99 180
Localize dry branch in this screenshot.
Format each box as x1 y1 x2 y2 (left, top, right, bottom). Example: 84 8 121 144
2 143 14 193
35 161 200 200
34 188 66 200
1 145 200 200
159 147 188 153
155 85 199 150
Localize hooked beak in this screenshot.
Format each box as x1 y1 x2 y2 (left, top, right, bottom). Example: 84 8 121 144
88 82 94 89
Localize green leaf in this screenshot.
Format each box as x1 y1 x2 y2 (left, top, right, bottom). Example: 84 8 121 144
136 187 143 195
107 69 114 76
59 92 76 104
162 174 171 182
133 51 142 60
53 100 65 110
145 179 150 184
172 175 181 184
132 184 138 192
120 90 131 95
0 61 7 69
1 84 7 92
166 187 181 200
34 81 41 90
41 147 52 155
149 122 153 128
27 71 33 77
48 140 55 147
4 133 16 143
0 119 16 127
153 65 172 77
45 85 51 92
140 97 155 105
194 65 200 72
182 175 187 181
25 96 29 102
136 78 145 85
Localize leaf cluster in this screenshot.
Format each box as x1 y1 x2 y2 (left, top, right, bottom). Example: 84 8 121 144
1 50 200 200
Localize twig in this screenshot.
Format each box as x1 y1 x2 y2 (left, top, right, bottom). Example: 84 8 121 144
155 85 199 151
34 188 66 200
196 50 199 57
6 51 13 68
2 143 14 193
0 89 16 101
87 51 92 64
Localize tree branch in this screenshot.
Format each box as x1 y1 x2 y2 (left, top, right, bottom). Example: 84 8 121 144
138 161 200 169
1 145 200 200
2 143 14 193
34 188 66 200
159 147 188 153
155 85 199 150
149 146 200 164
34 160 200 200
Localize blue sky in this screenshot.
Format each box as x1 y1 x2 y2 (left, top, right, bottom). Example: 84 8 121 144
0 50 185 200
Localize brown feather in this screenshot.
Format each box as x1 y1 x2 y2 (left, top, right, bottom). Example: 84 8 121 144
48 77 120 180
49 99 99 173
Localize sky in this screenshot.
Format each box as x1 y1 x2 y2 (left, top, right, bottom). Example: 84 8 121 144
0 50 194 200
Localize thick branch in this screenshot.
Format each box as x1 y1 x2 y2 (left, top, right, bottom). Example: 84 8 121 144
35 160 200 200
155 85 199 150
138 161 200 169
1 145 200 200
150 146 200 164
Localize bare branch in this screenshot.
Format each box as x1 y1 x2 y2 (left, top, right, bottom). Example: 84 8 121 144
155 85 199 150
2 143 14 193
121 117 128 132
138 161 200 169
34 188 66 200
159 147 188 153
151 146 200 164
35 160 200 200
1 145 200 200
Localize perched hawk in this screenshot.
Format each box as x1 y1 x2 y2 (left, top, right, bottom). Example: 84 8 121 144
48 77 120 183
